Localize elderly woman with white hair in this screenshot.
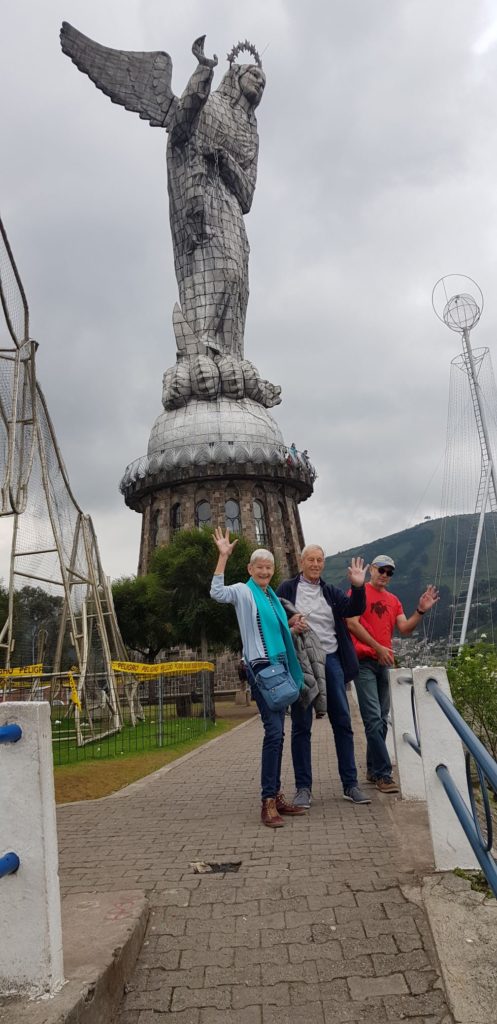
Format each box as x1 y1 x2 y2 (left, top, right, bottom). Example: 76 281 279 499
210 527 305 828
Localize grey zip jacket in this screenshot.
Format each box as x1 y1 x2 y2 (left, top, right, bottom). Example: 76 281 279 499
279 597 327 714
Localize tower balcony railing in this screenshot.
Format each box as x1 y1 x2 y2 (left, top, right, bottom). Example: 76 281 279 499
120 443 317 492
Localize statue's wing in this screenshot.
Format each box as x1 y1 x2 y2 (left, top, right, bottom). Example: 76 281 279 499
60 22 177 128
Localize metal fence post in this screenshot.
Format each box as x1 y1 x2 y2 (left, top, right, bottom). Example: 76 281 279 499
157 674 163 748
209 670 216 724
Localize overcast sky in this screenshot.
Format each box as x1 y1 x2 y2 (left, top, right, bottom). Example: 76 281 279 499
2 1 497 579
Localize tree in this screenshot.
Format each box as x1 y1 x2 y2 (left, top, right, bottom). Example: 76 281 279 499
151 528 257 658
447 639 497 764
0 580 8 636
13 586 63 667
112 573 173 662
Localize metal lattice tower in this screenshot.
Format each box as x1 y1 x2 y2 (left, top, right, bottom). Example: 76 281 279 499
0 216 135 742
432 276 497 650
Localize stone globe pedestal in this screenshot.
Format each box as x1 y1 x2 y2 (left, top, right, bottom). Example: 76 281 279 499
120 396 315 577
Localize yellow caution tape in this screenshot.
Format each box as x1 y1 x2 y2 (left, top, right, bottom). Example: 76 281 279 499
0 663 43 678
68 671 82 712
111 660 214 677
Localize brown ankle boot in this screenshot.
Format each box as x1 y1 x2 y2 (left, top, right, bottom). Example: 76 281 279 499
261 797 284 827
275 792 306 815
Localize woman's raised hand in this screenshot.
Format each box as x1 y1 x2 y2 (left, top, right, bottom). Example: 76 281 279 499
213 526 239 558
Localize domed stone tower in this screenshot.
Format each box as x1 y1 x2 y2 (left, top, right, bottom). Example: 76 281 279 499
120 386 315 577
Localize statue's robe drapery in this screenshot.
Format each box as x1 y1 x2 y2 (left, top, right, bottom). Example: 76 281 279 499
59 24 262 361
167 66 259 358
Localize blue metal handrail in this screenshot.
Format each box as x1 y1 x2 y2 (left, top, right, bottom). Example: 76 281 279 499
0 724 22 744
0 852 20 878
436 766 497 896
426 678 497 793
466 753 493 853
426 676 497 897
403 732 421 756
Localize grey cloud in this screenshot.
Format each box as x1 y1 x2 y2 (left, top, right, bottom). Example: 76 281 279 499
2 1 497 579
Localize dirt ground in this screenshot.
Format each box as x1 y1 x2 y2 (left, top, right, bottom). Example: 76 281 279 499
54 698 257 804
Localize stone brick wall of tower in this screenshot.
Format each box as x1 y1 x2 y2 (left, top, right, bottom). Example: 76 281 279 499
136 476 306 579
166 645 242 692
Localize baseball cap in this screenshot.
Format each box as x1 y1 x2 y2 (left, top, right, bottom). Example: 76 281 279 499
371 554 396 569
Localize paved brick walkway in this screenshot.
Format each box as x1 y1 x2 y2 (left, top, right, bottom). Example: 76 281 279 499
57 709 453 1023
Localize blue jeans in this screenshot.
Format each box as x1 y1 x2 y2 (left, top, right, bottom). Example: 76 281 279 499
247 664 286 800
355 658 391 780
291 651 358 792
290 700 313 790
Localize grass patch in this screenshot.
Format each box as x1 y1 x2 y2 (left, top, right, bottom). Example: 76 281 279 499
51 706 210 766
453 867 495 898
54 719 235 803
53 701 257 803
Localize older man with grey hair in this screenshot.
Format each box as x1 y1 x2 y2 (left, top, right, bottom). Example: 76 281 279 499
277 545 370 807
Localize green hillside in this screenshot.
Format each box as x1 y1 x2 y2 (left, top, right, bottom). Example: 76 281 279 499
323 514 497 642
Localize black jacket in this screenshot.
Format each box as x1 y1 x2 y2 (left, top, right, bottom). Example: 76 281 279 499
276 575 366 682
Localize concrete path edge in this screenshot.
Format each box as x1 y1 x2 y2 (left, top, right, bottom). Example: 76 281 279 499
402 872 497 1024
0 890 149 1024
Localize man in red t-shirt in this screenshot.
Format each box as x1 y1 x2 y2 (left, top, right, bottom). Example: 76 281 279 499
346 554 439 793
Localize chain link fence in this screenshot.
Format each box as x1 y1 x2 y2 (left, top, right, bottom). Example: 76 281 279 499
0 663 215 765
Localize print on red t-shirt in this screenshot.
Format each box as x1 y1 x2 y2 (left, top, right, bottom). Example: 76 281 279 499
351 582 404 660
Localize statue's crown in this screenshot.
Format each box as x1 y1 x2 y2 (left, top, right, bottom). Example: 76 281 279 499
227 40 262 68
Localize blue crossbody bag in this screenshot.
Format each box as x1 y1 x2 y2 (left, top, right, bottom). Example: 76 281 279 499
254 662 300 712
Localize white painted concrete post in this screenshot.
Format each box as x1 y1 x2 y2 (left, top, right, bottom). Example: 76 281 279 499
412 667 478 871
389 669 426 800
0 702 64 997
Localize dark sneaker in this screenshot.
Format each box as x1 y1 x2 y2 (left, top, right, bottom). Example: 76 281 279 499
293 787 312 809
343 786 371 804
261 797 285 827
366 771 377 784
375 777 399 794
276 792 306 815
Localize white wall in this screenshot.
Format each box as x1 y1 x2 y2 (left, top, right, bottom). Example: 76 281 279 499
412 668 478 872
0 701 64 996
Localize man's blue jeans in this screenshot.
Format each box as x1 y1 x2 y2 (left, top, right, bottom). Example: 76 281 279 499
247 666 286 800
355 657 392 780
291 651 358 792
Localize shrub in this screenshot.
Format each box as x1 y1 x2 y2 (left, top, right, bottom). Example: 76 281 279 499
447 640 497 763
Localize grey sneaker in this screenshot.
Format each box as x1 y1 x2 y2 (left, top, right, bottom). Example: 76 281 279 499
343 785 371 804
293 787 312 808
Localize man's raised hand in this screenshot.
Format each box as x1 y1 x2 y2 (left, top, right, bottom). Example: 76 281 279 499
347 557 369 588
418 584 439 613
